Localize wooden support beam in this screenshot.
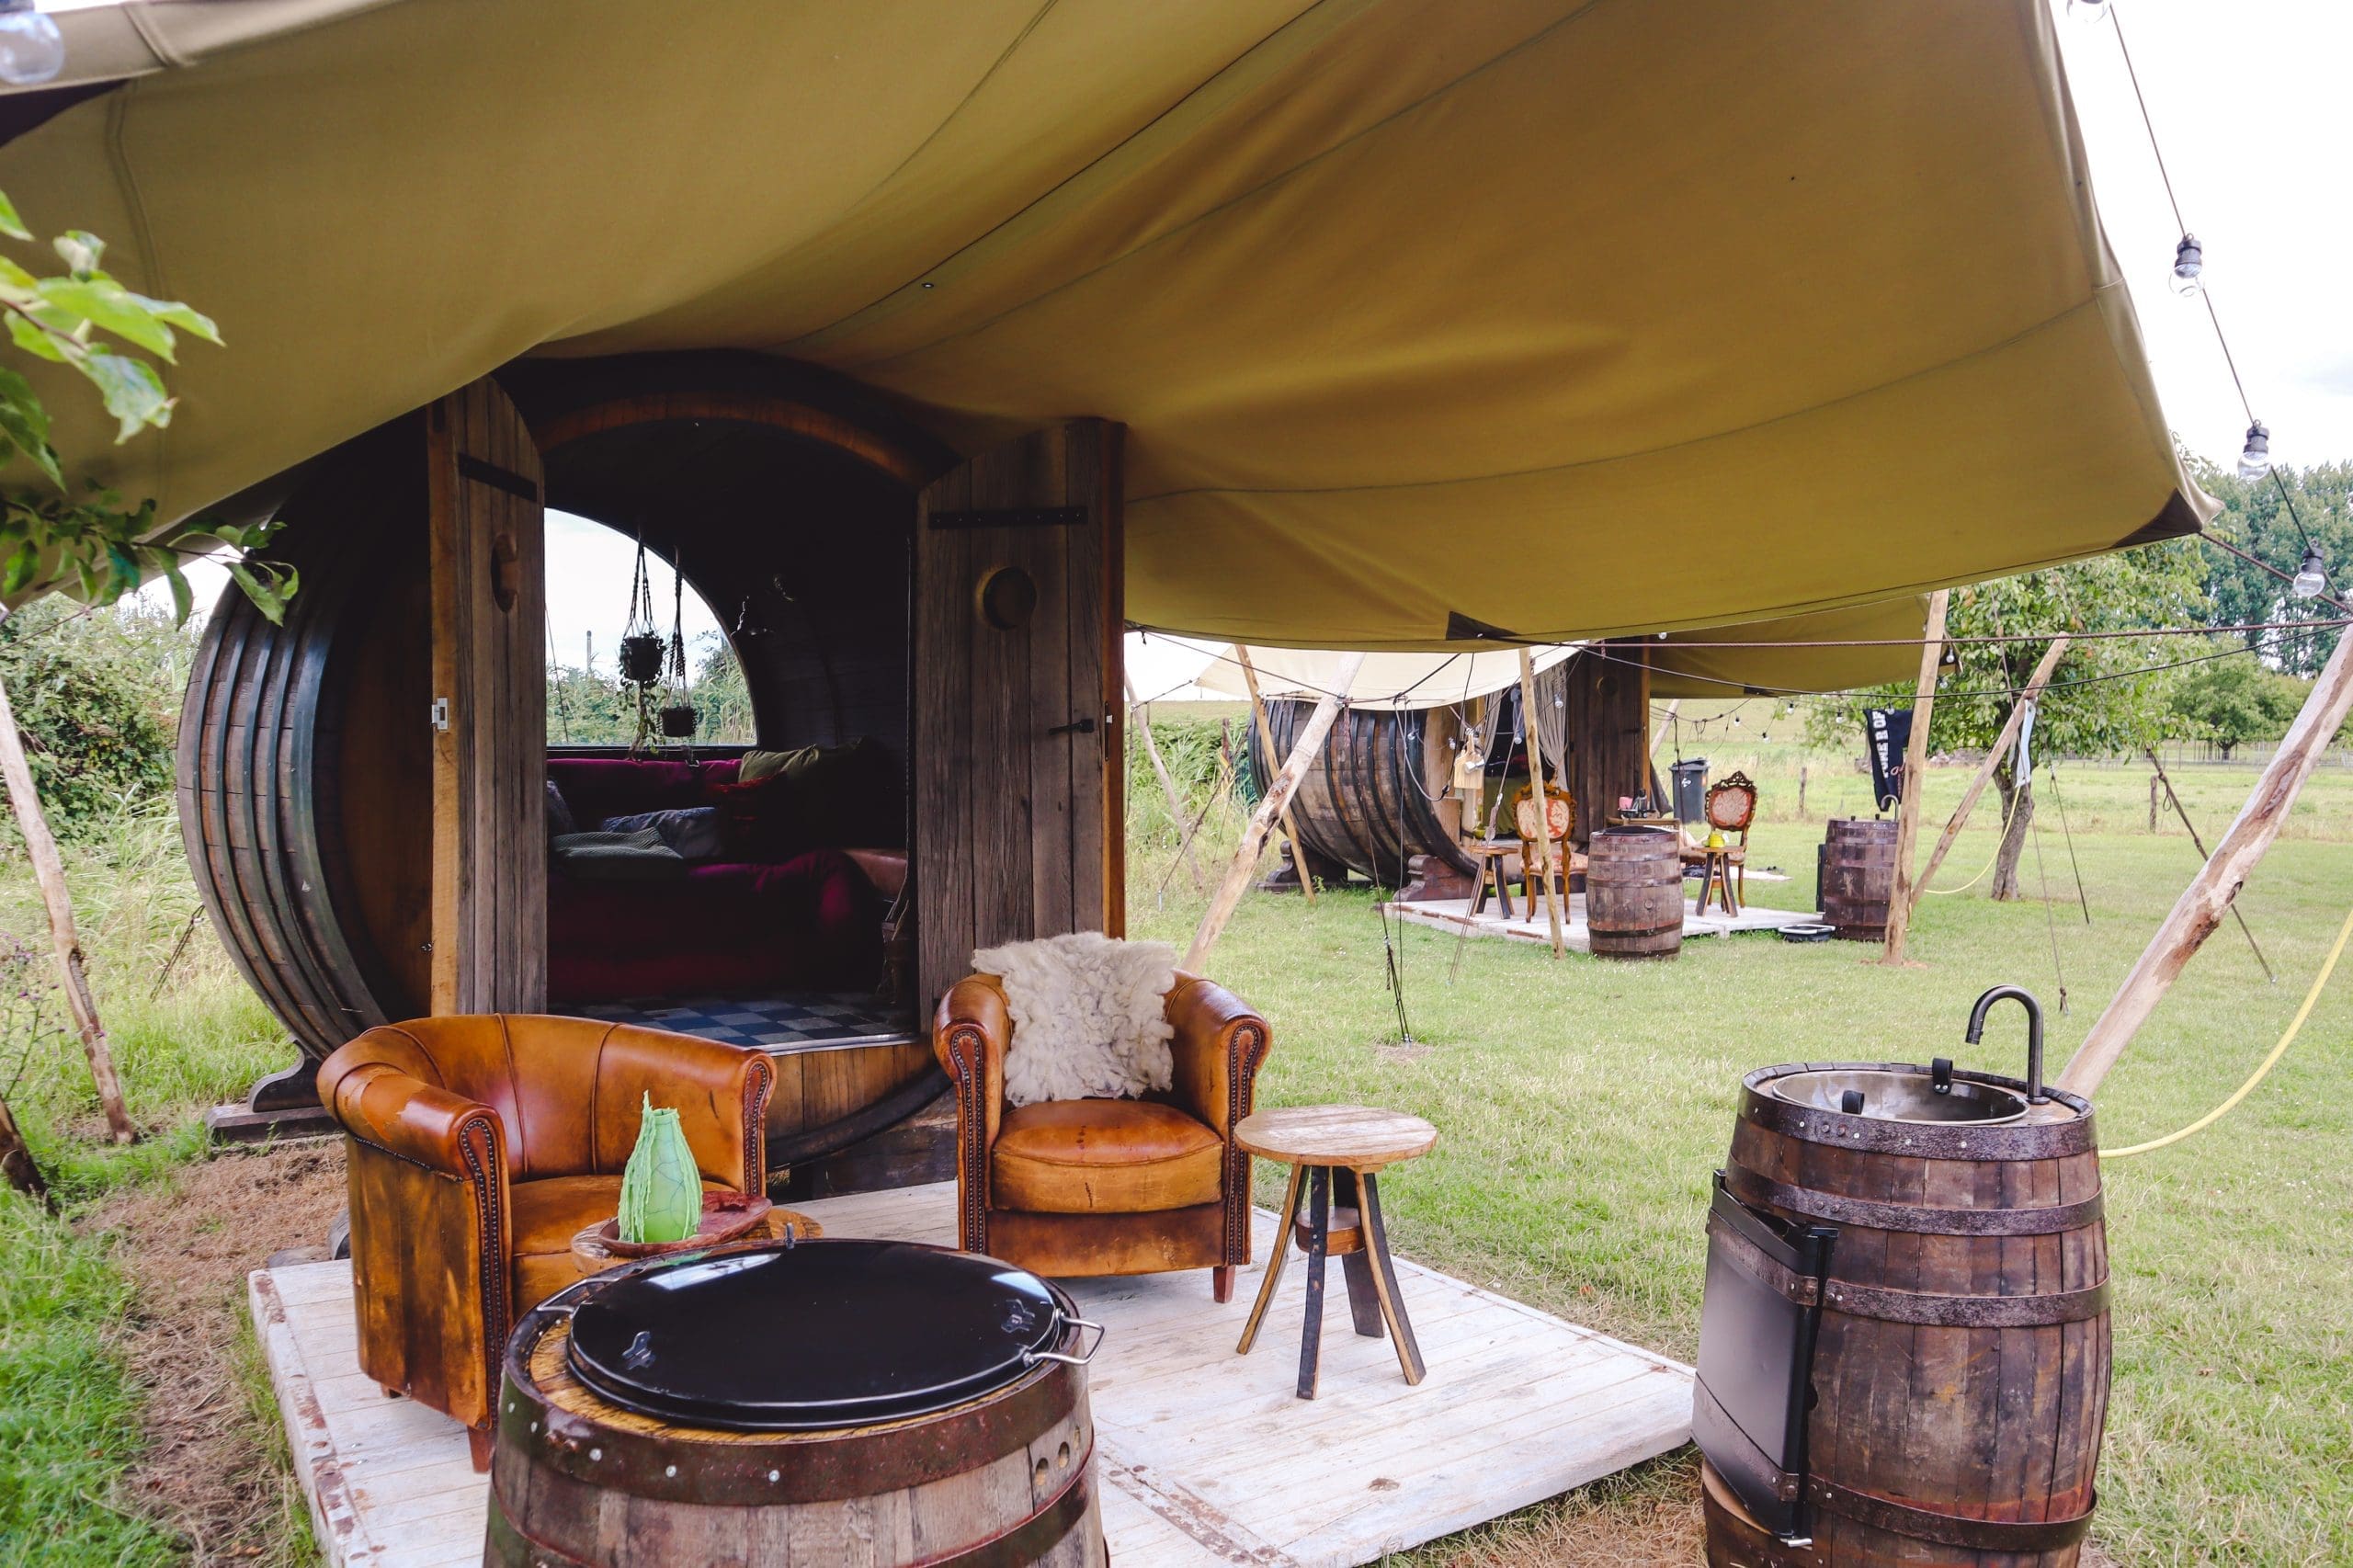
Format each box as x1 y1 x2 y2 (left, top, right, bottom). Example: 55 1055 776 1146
1234 648 1318 903
1126 676 1206 892
0 661 136 1144
1879 589 1950 965
1906 634 2070 917
1185 653 1364 971
1518 650 1568 959
2060 626 2353 1096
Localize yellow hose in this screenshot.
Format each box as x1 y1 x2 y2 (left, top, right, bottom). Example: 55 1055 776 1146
2099 900 2353 1159
1924 833 2002 895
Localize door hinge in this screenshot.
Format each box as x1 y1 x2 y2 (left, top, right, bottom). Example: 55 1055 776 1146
430 697 450 732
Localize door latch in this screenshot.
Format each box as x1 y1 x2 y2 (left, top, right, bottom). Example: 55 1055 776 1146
1047 716 1097 737
430 697 450 733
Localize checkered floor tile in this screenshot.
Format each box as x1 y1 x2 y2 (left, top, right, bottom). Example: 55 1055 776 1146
574 990 915 1048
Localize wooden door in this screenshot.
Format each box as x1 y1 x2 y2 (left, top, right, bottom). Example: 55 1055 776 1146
914 421 1125 1013
427 379 548 1015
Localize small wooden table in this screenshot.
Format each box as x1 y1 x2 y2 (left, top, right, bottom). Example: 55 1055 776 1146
1233 1105 1438 1398
569 1206 824 1273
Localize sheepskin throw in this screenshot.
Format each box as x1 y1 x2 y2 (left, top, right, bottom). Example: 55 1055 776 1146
972 932 1176 1107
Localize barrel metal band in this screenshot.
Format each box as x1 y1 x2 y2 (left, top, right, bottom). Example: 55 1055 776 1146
1738 1066 2097 1158
1724 1165 2105 1236
1807 1476 2097 1552
1821 1276 2109 1327
1705 1213 1818 1308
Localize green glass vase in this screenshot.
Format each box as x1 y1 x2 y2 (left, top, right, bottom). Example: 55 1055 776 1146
618 1094 700 1244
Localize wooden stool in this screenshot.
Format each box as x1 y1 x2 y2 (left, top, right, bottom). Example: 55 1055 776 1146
1696 845 1741 916
1233 1106 1438 1398
1466 839 1518 917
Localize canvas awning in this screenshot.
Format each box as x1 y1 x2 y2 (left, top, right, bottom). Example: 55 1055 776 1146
1188 642 1582 710
0 0 2206 647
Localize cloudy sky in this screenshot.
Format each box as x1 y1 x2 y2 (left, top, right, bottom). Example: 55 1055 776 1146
151 0 2348 671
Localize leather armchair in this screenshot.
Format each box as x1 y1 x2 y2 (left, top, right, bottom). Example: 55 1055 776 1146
317 1015 771 1468
934 971 1271 1302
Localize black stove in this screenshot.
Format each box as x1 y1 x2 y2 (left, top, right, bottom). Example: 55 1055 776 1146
566 1238 1081 1430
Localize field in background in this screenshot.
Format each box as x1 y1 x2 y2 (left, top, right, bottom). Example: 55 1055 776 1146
0 710 2347 1562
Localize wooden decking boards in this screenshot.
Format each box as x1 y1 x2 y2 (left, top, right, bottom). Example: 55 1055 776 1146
1380 892 1820 950
253 1181 1692 1568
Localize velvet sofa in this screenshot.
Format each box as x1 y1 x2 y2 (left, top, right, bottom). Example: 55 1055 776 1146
545 753 903 1003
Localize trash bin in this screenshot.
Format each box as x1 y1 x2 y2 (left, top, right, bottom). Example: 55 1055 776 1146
1671 758 1709 824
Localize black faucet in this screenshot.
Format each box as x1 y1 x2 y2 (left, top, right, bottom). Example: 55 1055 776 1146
1964 984 2046 1104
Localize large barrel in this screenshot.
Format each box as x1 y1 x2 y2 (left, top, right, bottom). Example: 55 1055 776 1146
1820 817 1897 940
1699 1062 2109 1565
1585 828 1684 959
1245 701 1471 885
488 1254 1104 1565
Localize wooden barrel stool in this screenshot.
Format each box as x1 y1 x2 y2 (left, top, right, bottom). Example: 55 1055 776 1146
1586 828 1684 959
1693 1055 2109 1565
1819 818 1898 941
487 1240 1106 1565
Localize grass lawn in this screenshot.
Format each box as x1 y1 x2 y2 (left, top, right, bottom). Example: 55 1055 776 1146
2 745 2348 1562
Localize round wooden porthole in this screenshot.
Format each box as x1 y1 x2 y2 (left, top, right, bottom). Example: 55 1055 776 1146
977 565 1037 631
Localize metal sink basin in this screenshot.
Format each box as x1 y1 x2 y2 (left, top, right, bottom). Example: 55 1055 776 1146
1770 1067 2027 1124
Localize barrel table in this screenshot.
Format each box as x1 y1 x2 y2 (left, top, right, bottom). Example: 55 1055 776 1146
488 1239 1106 1565
1820 818 1898 940
1693 1058 2109 1565
1586 828 1685 959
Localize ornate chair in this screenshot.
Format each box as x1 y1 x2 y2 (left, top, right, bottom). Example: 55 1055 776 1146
933 971 1270 1301
317 1015 772 1469
1683 770 1759 915
1513 780 1587 902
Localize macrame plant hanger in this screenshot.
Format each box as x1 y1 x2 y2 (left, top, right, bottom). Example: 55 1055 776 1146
619 538 665 757
657 552 698 758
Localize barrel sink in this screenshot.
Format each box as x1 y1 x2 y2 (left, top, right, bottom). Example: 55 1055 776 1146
1696 1061 2109 1566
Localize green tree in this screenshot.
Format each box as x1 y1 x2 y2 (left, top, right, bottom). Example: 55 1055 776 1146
2188 452 2350 676
2167 653 2304 758
1808 542 2209 899
0 597 191 835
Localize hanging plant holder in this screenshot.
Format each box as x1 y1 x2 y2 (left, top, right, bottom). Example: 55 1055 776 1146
619 633 666 685
659 703 699 739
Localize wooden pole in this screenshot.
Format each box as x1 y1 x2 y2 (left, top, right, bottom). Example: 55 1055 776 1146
0 660 136 1143
1126 676 1206 892
1906 634 2070 917
0 1088 50 1208
1234 648 1318 904
2059 628 2353 1096
1518 650 1568 959
2143 747 2274 982
1879 589 1950 965
1184 653 1365 971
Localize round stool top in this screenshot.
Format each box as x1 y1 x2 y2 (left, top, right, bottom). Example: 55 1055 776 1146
1234 1105 1438 1169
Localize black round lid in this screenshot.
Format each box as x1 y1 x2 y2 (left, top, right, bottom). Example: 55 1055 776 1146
566 1239 1068 1430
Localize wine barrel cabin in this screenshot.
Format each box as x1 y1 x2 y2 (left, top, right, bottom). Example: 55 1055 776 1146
182 355 1126 1189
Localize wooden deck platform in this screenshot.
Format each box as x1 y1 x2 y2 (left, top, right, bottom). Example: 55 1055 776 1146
1381 891 1820 950
252 1182 1691 1567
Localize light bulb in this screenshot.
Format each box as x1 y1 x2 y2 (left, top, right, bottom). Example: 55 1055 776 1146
2236 420 2271 482
0 3 63 85
2291 545 2326 600
2169 234 2203 297
2066 0 2111 21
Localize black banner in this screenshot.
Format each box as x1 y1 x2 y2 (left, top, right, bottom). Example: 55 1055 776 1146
1867 708 1912 813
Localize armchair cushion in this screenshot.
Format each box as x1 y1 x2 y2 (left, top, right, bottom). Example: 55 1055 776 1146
508 1173 729 1307
992 1099 1224 1214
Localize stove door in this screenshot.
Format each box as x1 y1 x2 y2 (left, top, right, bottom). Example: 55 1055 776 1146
1691 1172 1835 1541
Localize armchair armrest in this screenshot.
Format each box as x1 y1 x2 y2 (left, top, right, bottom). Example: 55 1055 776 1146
320 1057 505 1176
1165 971 1272 1140
933 974 1009 1153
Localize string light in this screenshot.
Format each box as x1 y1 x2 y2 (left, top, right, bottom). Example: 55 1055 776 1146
2291 545 2327 601
2067 0 2111 21
0 0 63 85
2168 233 2203 296
2236 421 2272 482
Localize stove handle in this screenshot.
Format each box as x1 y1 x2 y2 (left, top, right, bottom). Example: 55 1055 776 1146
1023 1314 1106 1368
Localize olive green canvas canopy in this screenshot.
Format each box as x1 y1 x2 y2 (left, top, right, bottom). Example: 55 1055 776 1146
0 0 2204 670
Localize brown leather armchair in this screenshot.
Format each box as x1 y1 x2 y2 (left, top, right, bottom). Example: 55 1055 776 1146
934 971 1270 1302
317 1015 772 1468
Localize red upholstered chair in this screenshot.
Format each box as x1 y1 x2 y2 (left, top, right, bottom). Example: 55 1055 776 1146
317 1015 771 1468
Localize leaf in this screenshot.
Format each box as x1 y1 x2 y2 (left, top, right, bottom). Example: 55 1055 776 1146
0 255 39 293
74 348 173 441
227 561 286 625
36 278 180 359
0 189 28 243
2 540 36 596
161 562 193 626
0 367 61 488
51 231 105 279
142 296 220 347
6 311 66 362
